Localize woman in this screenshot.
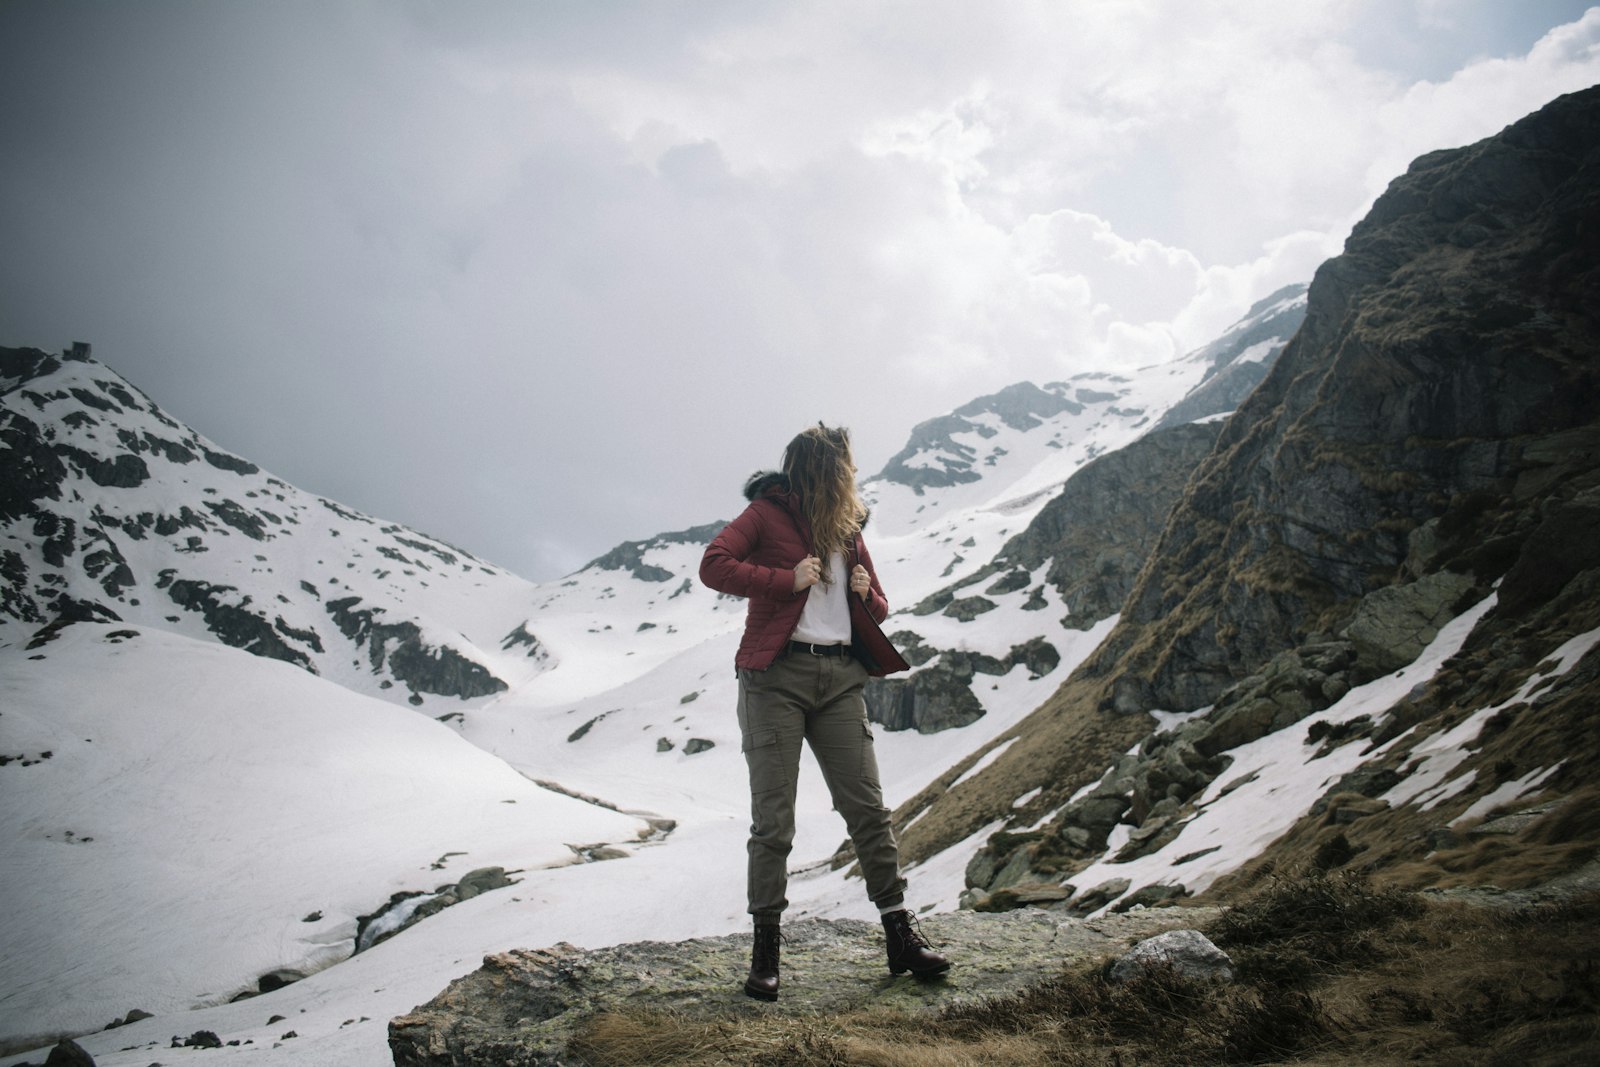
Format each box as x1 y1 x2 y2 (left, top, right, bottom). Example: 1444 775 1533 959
699 423 949 1001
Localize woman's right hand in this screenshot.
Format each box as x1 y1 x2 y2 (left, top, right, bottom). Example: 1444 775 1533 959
792 555 822 592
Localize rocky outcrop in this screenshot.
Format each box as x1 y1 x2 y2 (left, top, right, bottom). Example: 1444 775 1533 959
864 637 1060 733
2 344 534 709
580 522 725 582
326 597 508 703
387 907 1220 1066
875 382 1083 491
1153 283 1308 432
993 419 1226 629
1085 85 1600 717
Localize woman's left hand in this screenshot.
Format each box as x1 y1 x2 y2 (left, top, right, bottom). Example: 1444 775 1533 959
849 564 871 597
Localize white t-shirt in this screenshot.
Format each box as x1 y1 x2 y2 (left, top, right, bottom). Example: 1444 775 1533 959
791 551 851 645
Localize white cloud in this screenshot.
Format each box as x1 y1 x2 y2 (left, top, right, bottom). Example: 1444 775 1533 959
3 1 1597 579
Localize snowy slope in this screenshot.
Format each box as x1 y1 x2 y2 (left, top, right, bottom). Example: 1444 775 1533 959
0 623 648 1050
861 285 1306 605
0 290 1312 1062
0 346 548 712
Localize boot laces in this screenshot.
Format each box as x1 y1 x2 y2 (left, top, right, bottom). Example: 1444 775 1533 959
891 909 933 950
753 925 784 968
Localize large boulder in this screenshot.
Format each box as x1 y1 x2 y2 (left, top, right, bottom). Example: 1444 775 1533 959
1342 570 1478 679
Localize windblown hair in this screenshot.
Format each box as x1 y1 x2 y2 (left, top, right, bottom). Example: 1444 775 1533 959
783 423 866 582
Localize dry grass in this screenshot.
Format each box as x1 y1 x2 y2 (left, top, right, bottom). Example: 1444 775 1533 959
569 872 1600 1066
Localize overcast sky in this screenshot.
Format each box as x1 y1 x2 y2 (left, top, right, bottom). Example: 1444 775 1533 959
3 2 1597 581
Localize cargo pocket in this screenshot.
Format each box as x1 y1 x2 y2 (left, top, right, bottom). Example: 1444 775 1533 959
858 720 882 780
741 727 792 796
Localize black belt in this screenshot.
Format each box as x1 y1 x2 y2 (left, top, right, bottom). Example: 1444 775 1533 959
788 641 850 657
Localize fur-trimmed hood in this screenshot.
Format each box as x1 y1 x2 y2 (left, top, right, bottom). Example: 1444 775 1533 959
742 470 791 502
741 470 870 528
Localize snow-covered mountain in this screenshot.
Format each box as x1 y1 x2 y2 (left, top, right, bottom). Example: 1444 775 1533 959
0 344 549 711
8 87 1599 1067
0 290 1305 1063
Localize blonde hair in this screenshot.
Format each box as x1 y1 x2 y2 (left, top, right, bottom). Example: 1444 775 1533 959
783 423 866 582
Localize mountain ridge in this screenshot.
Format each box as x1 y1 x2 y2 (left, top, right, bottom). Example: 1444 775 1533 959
883 84 1600 924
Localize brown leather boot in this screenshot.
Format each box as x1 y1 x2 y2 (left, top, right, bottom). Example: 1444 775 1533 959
744 922 781 1001
883 909 950 977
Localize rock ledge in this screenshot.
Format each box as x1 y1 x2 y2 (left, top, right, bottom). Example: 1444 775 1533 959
388 907 1218 1066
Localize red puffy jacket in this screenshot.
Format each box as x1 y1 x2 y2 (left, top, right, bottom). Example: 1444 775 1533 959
700 471 889 670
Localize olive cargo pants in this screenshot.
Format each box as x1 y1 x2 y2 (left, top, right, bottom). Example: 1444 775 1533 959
736 648 907 921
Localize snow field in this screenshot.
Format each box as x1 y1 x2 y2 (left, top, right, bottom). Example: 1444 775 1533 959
0 625 645 1051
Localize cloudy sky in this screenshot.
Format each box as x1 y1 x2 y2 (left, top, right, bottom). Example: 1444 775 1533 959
3 1 1597 581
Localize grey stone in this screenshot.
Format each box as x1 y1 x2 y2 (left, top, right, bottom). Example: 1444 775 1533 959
987 847 1041 893
456 867 512 900
1108 929 1233 984
1110 884 1190 913
388 908 1222 1066
1342 570 1477 678
683 737 715 755
964 848 1000 891
943 596 998 621
1070 877 1132 914
1311 767 1402 814
1465 803 1559 838
45 1039 95 1066
1425 827 1467 851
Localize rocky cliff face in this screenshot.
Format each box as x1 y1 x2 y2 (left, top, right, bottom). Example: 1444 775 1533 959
1092 85 1600 715
979 418 1227 630
885 86 1600 915
1151 283 1307 433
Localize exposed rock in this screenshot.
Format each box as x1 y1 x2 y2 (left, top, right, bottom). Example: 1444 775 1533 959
961 419 1226 631
456 868 513 900
165 578 315 670
1111 884 1191 913
865 639 1061 734
53 444 149 489
683 737 715 755
388 908 1221 1066
103 1008 153 1030
971 882 1074 911
44 1038 95 1065
943 596 997 620
864 656 988 734
1342 570 1478 679
875 382 1084 491
1153 283 1308 431
327 596 507 700
1069 878 1132 914
256 969 305 994
1108 929 1233 984
1083 86 1600 717
1465 802 1561 839
580 522 724 582
1311 767 1402 814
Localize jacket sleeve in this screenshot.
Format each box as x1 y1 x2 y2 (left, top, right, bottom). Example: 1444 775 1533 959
855 535 890 623
700 503 800 602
